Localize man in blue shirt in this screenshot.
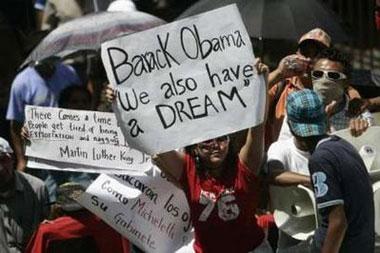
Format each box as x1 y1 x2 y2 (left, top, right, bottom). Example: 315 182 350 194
6 57 80 172
285 89 374 253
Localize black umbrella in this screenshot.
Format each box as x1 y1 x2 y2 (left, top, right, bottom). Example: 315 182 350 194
21 11 166 68
178 0 349 43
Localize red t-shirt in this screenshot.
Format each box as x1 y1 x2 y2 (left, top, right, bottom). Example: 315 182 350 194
180 154 264 253
25 211 129 253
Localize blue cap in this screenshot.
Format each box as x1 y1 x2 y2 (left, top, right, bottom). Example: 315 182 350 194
286 89 327 137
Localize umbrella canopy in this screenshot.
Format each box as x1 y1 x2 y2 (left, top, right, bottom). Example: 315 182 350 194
22 11 166 68
178 0 349 42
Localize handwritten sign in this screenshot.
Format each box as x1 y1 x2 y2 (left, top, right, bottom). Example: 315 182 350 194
78 169 192 253
27 157 145 176
25 105 152 174
102 4 266 154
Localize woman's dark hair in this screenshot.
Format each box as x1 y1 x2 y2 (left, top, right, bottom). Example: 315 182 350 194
184 137 237 177
316 47 353 79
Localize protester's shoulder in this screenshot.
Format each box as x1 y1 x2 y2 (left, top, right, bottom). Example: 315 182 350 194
267 138 294 165
11 67 38 88
55 63 79 77
268 138 293 153
17 66 35 76
321 136 351 149
312 136 346 160
181 153 195 176
17 171 46 191
269 78 293 96
309 149 333 171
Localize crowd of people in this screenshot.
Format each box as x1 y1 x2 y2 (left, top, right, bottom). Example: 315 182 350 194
1 1 380 253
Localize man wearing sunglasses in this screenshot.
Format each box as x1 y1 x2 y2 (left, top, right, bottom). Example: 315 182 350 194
266 28 338 147
276 47 374 141
265 30 334 251
311 48 374 136
266 48 374 252
267 90 375 253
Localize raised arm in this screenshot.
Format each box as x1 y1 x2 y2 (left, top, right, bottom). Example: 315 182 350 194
153 151 185 182
239 124 265 174
268 54 311 87
239 60 269 173
105 84 186 181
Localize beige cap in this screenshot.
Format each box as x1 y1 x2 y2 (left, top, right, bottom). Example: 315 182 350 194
298 28 331 48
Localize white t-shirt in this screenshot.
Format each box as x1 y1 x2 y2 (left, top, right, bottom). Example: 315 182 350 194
277 115 292 142
267 138 312 252
267 137 311 175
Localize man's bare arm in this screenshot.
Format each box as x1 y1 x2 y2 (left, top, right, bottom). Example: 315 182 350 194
321 204 347 253
267 160 311 187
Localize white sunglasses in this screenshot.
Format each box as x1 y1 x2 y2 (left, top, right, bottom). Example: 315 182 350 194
311 70 347 81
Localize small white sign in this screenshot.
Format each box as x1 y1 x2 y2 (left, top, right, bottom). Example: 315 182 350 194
78 169 193 253
25 105 152 173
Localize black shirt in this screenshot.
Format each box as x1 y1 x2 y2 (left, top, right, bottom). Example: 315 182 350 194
309 136 374 253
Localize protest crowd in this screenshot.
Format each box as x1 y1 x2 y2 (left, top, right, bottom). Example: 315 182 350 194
1 0 380 253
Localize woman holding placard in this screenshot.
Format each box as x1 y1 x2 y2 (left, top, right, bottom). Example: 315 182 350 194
106 60 270 253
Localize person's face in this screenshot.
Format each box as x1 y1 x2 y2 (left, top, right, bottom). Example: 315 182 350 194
312 58 347 105
293 135 315 152
67 90 91 110
195 136 230 169
0 153 14 186
298 41 326 59
312 59 345 77
297 41 326 81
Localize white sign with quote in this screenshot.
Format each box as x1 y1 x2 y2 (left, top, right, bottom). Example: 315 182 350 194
102 4 266 154
25 105 152 174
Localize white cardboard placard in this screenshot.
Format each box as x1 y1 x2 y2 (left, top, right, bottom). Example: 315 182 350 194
78 170 192 253
101 4 266 154
25 105 152 173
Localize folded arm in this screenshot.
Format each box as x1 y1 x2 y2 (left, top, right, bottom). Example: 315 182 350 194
267 160 311 187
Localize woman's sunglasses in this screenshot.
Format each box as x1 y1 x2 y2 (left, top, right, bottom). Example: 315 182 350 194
198 136 230 148
311 70 347 81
